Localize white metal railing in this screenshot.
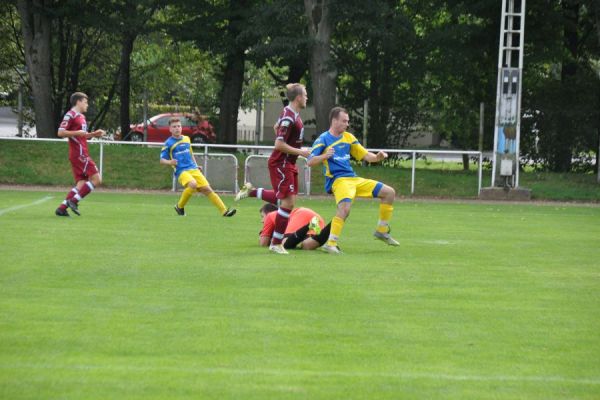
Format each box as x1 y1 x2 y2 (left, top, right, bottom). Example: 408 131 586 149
0 136 484 195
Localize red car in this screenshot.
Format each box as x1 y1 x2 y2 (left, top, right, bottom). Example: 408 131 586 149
128 112 216 143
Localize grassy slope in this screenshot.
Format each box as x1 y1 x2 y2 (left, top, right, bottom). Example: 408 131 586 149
0 140 599 201
0 190 599 399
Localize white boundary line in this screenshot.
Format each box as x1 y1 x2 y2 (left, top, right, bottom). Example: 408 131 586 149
0 195 54 216
1 363 599 385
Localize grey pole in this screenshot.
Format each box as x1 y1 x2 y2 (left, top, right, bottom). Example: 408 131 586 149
142 88 148 141
363 99 368 148
254 93 262 155
17 83 23 137
479 102 484 153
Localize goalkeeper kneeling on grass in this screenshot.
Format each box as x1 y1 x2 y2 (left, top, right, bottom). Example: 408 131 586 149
258 204 332 250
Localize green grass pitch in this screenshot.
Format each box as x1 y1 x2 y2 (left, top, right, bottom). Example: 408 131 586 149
1 189 599 399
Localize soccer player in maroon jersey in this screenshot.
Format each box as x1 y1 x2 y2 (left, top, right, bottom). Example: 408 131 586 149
54 92 105 217
235 83 310 254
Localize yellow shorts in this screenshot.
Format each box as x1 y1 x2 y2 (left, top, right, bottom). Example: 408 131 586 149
332 177 384 204
178 169 209 189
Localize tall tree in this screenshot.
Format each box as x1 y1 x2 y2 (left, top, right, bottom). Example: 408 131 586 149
249 0 310 86
16 0 54 138
334 0 424 148
167 0 260 144
217 0 249 145
522 0 600 172
80 0 161 139
304 0 336 134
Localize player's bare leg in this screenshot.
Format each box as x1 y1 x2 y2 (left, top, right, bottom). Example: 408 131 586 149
373 184 399 246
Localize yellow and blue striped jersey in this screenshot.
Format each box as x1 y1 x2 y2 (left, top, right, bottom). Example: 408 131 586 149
160 135 197 178
309 131 369 193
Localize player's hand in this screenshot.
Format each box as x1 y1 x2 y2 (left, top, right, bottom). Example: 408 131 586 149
171 159 178 166
376 151 388 161
324 148 335 159
197 165 203 172
92 129 105 138
299 148 311 158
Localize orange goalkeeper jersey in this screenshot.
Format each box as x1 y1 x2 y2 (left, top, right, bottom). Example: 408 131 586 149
260 207 325 238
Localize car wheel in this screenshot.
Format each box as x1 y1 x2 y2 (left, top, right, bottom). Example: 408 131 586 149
191 135 206 144
129 132 143 142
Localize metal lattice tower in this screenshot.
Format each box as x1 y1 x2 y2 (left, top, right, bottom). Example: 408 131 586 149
491 0 526 187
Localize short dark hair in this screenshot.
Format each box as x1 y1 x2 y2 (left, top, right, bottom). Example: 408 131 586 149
168 117 181 126
260 203 277 215
286 83 305 102
329 106 348 124
70 92 88 107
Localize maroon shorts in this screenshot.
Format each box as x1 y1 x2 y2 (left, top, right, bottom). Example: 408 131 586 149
269 164 298 199
70 156 99 182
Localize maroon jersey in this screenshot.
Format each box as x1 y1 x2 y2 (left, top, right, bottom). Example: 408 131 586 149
58 109 89 160
268 105 304 168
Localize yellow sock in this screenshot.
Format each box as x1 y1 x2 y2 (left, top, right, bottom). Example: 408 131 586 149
327 216 345 246
207 192 227 214
377 203 394 233
178 187 195 208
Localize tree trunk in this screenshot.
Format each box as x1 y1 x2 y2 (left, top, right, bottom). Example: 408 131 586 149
367 41 383 147
218 48 246 145
17 0 55 138
304 0 336 135
552 0 581 172
68 28 84 95
90 67 121 130
462 153 470 171
119 33 135 140
594 3 600 183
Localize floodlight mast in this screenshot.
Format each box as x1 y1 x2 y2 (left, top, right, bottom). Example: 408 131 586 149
491 0 526 188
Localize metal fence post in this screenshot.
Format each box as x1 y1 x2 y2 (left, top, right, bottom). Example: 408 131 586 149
411 151 416 194
203 144 208 173
478 152 483 195
99 141 104 178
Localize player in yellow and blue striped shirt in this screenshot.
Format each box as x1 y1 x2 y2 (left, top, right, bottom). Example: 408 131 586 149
160 117 236 217
308 107 399 253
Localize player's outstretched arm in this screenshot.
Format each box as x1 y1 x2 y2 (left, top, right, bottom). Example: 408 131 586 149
273 139 310 158
362 151 388 163
160 158 177 166
57 129 86 138
86 129 105 139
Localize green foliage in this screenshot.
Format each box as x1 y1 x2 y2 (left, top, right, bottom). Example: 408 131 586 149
334 0 425 148
129 33 223 124
0 3 22 103
3 0 599 166
417 0 498 151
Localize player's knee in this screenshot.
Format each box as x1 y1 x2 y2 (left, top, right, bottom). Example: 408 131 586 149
198 185 212 194
91 174 102 186
337 203 351 219
187 180 198 190
385 185 396 200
